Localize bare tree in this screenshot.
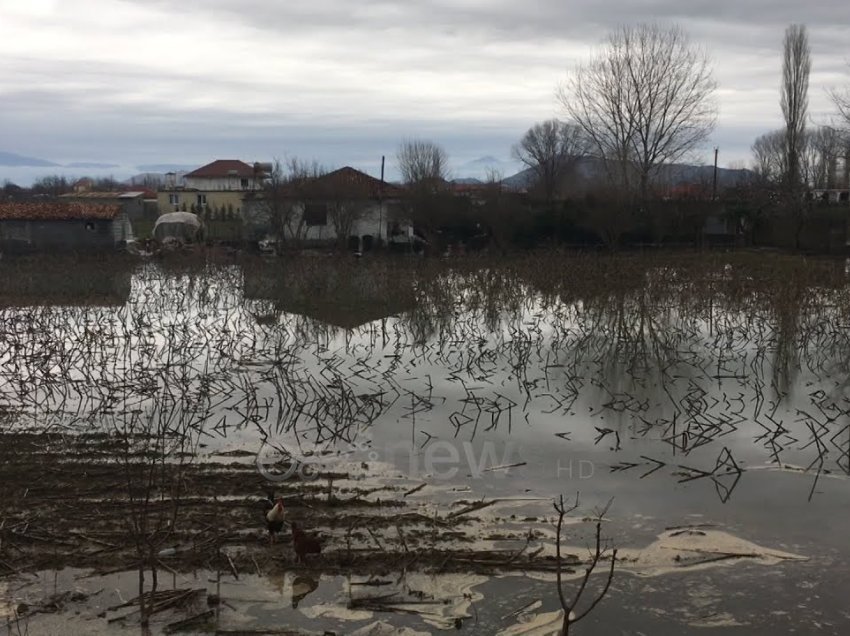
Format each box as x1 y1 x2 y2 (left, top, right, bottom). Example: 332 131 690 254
752 124 845 191
831 70 850 128
781 24 811 190
262 158 325 246
553 494 617 635
751 129 787 184
512 119 588 203
327 200 367 250
806 125 847 189
558 24 717 201
323 177 371 251
778 24 812 249
396 139 449 188
109 399 200 629
92 176 124 191
30 175 71 197
396 140 451 249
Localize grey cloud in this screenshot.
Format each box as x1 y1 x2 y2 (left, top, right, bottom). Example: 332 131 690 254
0 88 523 180
3 0 848 179
137 0 850 45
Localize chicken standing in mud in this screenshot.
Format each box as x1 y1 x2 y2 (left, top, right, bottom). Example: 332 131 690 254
264 495 286 544
291 522 322 563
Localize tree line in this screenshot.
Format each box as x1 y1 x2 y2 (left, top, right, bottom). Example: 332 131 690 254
6 23 850 252
389 23 850 252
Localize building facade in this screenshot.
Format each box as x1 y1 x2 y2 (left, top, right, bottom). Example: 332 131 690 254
0 202 133 252
157 159 270 217
242 166 411 249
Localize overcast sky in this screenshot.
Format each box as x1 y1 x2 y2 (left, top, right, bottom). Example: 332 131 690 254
1 0 848 182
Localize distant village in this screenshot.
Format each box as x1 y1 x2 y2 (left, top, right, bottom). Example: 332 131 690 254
1 155 850 256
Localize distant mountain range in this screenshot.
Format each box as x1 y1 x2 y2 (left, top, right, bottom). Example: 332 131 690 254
0 151 122 171
0 151 59 167
3 150 754 192
0 151 200 174
135 164 197 173
455 155 520 181
64 161 121 169
499 158 754 191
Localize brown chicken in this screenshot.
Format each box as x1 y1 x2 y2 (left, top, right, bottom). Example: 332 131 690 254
291 522 321 563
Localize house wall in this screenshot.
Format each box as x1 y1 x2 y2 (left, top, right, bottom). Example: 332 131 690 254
119 196 146 220
318 202 411 245
241 199 409 245
111 212 134 244
157 190 246 215
183 176 261 191
811 189 850 204
0 219 121 252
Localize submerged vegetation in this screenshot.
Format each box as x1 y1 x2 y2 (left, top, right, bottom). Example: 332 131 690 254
1 250 848 633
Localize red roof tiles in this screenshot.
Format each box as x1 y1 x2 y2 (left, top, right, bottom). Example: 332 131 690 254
309 167 404 198
0 202 121 221
185 160 255 179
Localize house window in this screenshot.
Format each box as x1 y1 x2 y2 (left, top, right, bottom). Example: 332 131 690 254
197 194 207 208
304 204 328 227
168 194 179 206
240 178 249 189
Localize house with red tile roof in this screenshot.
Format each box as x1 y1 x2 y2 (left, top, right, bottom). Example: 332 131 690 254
158 159 271 219
0 202 133 252
183 160 266 191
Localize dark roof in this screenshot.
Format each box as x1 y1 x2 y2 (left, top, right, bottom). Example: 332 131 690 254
185 160 255 179
317 166 401 197
0 202 121 221
282 166 403 199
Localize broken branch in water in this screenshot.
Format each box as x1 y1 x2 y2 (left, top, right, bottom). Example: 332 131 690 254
481 461 527 473
163 609 214 633
447 498 500 520
553 493 618 635
404 483 426 497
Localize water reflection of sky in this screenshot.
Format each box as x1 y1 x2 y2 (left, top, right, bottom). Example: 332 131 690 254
4 256 850 634
2 258 849 517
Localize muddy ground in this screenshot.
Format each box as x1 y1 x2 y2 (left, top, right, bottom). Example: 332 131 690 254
1 431 814 636
0 432 592 581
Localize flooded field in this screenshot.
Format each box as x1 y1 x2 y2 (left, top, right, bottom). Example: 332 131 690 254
2 250 849 635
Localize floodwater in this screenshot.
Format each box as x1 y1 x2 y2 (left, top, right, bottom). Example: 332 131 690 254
1 251 849 635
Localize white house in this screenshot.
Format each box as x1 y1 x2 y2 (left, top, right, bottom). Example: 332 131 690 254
184 159 268 191
244 166 414 250
158 159 271 216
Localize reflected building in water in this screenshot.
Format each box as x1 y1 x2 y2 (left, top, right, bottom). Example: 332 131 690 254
0 255 133 308
242 259 416 330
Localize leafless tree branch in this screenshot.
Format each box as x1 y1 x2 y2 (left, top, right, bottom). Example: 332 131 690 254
781 24 811 190
553 494 618 635
512 119 588 203
558 24 717 201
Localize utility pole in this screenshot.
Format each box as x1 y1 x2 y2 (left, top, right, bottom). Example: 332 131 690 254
379 156 385 246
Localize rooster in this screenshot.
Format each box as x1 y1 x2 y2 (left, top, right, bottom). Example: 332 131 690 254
264 494 286 544
291 522 321 563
